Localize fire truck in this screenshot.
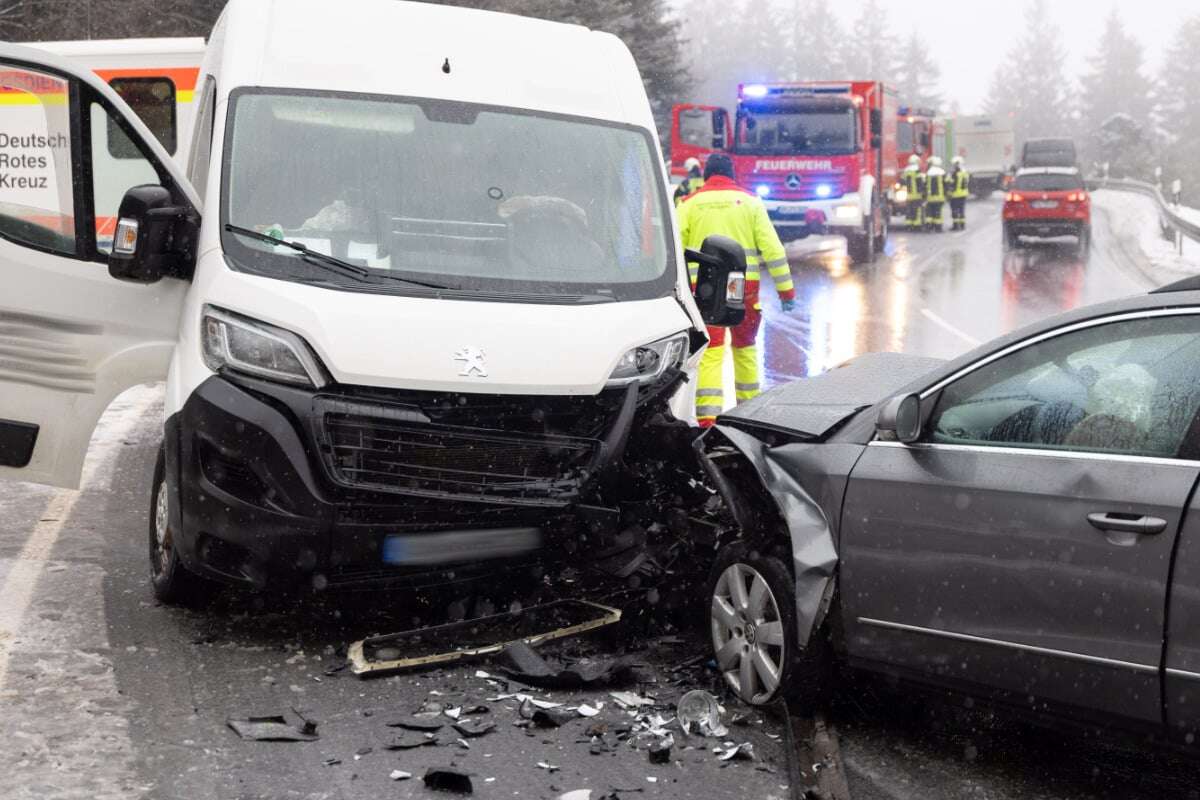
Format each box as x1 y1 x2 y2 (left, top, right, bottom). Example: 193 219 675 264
670 81 898 264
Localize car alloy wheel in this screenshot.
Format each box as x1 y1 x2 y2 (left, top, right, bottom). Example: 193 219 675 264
711 562 787 704
152 479 172 577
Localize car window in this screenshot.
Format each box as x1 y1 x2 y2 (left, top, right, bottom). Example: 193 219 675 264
1013 173 1085 191
0 64 77 255
108 77 176 155
89 99 164 255
930 314 1200 458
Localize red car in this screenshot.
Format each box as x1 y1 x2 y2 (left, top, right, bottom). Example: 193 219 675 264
1002 167 1091 254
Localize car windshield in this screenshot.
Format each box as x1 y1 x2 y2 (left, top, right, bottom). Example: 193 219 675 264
221 91 672 300
1013 172 1086 191
734 107 858 155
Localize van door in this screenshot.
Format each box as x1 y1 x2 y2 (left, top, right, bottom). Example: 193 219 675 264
0 43 197 489
670 104 730 177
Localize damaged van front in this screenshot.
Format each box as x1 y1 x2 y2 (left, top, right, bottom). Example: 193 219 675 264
0 0 746 601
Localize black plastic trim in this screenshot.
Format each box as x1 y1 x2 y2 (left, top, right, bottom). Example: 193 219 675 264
0 419 38 467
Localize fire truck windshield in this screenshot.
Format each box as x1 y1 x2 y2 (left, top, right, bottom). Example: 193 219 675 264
734 107 858 156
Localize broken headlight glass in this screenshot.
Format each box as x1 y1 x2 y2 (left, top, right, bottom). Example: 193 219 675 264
606 333 688 386
201 305 330 388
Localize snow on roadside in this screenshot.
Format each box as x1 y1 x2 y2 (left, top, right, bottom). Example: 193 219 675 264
1175 203 1200 229
1092 189 1199 284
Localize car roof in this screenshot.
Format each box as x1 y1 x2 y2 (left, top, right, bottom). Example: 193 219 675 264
1015 166 1081 177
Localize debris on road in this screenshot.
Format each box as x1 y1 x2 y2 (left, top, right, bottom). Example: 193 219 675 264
225 712 319 742
501 640 642 688
536 760 560 772
676 689 729 737
716 742 756 762
347 599 621 676
387 713 445 731
423 767 474 794
389 769 412 781
452 718 496 738
608 691 655 709
531 706 577 729
384 731 439 750
648 733 674 763
557 791 592 800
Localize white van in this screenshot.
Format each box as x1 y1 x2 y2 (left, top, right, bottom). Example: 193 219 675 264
0 0 743 600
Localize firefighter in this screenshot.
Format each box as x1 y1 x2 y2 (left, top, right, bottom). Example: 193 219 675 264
924 155 947 232
948 156 970 231
673 157 704 206
902 154 925 230
677 153 795 427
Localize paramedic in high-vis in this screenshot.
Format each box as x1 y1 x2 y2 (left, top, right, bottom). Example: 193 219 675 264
677 154 795 427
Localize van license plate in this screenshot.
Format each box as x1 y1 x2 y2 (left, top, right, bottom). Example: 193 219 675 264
382 527 542 566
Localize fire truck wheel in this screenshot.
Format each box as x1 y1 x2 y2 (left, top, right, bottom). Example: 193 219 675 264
847 218 876 265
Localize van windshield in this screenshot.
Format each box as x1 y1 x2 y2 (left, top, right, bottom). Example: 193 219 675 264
220 90 673 301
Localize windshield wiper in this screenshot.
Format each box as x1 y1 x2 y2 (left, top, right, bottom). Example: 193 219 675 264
224 223 453 290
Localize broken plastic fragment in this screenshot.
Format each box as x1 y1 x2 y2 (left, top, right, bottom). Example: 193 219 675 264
676 690 727 737
453 718 496 738
536 761 560 772
558 791 592 800
389 769 412 781
717 742 756 762
577 703 601 718
226 714 318 742
384 731 439 750
531 707 577 729
387 714 445 732
609 691 654 709
648 733 674 764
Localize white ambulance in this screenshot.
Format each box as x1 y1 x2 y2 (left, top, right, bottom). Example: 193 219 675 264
0 0 743 600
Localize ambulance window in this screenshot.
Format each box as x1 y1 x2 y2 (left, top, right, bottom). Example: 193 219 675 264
0 64 77 255
108 77 176 156
89 101 163 255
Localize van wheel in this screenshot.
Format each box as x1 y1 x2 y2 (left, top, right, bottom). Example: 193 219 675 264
149 446 216 606
708 542 832 708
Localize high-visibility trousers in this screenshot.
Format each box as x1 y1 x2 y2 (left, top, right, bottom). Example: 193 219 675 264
906 200 924 229
950 197 966 229
696 289 763 427
925 200 944 228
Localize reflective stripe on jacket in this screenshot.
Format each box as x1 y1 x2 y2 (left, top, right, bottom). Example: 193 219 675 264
677 175 794 301
924 169 946 202
949 168 970 199
903 167 925 200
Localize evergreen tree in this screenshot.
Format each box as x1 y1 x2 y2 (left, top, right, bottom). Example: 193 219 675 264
893 29 943 111
782 0 845 82
1078 9 1154 173
984 0 1070 144
1157 15 1200 206
842 0 897 81
729 0 786 85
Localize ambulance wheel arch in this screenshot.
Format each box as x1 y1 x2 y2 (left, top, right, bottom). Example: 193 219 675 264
0 44 198 489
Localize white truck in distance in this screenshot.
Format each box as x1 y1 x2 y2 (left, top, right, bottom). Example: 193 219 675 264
953 114 1015 197
0 0 745 601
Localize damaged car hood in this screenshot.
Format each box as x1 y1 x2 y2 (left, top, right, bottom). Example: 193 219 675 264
719 352 945 438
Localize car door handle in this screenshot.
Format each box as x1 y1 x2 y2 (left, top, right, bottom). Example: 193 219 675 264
1087 512 1167 535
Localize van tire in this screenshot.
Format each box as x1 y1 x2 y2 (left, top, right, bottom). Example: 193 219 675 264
149 446 216 607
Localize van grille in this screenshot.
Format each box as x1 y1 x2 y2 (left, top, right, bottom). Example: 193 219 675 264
317 401 602 506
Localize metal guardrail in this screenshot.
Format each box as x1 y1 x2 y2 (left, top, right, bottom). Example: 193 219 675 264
1087 176 1200 244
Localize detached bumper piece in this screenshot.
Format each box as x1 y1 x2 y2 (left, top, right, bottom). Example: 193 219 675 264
347 599 621 677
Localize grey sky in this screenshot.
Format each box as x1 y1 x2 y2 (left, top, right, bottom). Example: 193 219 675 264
758 0 1193 114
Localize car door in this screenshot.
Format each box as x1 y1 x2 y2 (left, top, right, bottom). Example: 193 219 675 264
840 309 1200 725
0 43 197 489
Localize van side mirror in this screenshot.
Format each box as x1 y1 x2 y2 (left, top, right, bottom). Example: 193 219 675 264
876 393 922 443
869 108 883 136
686 235 746 327
108 184 194 283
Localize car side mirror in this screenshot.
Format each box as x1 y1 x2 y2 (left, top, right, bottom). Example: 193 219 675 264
876 393 922 443
108 184 194 283
686 234 746 327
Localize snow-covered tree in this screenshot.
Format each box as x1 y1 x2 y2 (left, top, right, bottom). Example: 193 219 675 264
1157 14 1200 205
984 0 1071 144
782 0 846 82
842 0 898 81
893 29 943 111
1078 9 1154 172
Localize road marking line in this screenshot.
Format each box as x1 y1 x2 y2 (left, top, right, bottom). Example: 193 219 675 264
0 385 159 690
920 308 982 347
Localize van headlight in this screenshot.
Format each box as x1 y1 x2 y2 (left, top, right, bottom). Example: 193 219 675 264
201 306 330 388
607 333 688 386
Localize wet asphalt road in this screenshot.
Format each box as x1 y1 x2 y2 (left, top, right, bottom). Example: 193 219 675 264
2 192 1198 799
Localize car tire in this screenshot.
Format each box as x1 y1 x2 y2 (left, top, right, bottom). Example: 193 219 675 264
707 542 832 708
149 446 216 606
1002 223 1019 251
1077 225 1091 257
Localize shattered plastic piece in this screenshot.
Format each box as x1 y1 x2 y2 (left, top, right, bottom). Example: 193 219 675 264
423 767 474 794
717 742 756 762
676 690 728 738
558 791 592 800
501 641 641 689
389 769 412 781
577 703 601 718
456 738 471 749
387 714 445 731
384 731 439 750
322 757 341 766
444 706 463 720
226 715 318 742
532 707 577 729
536 761 560 772
648 734 674 764
609 691 654 709
348 599 621 676
453 719 496 738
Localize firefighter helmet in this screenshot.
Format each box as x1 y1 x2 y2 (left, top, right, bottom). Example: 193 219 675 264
907 154 921 166
929 156 943 168
952 155 965 166
684 157 702 173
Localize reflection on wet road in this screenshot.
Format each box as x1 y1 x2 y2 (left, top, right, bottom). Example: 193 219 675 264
755 198 1152 388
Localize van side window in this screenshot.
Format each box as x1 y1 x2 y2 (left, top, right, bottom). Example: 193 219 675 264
187 75 216 203
0 64 77 255
108 77 176 155
89 100 163 255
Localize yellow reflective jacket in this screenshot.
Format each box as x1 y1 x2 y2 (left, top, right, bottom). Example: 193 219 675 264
949 168 970 199
924 168 946 202
673 176 704 207
677 175 793 301
903 166 925 200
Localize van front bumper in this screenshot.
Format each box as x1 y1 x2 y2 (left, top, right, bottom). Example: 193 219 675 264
165 374 632 592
